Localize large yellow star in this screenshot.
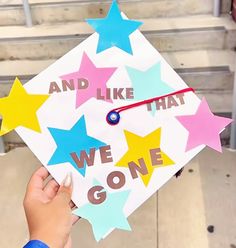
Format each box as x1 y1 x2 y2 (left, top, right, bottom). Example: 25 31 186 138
116 128 175 187
0 77 49 136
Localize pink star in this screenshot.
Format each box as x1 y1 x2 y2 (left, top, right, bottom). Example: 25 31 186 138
176 98 233 152
60 52 117 108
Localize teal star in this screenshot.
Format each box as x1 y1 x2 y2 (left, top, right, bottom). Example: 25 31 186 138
86 0 142 54
150 102 157 116
47 116 106 177
126 62 174 100
73 183 131 241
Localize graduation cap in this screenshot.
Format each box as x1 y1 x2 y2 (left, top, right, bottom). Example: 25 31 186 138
0 0 232 242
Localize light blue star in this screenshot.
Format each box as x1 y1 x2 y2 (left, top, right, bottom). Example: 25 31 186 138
150 102 157 116
47 116 106 177
86 0 142 54
73 181 131 241
126 62 174 100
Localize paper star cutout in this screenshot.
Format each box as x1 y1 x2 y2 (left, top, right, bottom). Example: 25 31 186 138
147 102 158 117
0 77 49 136
86 0 142 54
47 116 106 176
126 62 174 101
116 128 175 186
73 181 131 241
176 98 233 152
60 52 116 108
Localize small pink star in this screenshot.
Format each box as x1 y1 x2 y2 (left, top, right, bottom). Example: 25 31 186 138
60 52 117 108
176 98 233 152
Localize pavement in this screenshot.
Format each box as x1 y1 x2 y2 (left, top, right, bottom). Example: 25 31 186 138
0 146 235 248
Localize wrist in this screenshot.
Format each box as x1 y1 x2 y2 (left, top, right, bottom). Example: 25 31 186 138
30 233 54 248
24 240 49 248
30 232 66 248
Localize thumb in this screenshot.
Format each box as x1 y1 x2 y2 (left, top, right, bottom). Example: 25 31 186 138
54 173 73 205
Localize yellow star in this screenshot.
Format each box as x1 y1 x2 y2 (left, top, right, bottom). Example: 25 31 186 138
116 128 175 186
0 77 49 136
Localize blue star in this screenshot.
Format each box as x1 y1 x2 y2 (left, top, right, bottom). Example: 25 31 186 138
86 0 142 54
126 62 174 100
73 181 131 241
47 116 106 177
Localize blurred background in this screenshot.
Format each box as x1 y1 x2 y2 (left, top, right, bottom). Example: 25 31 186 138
0 0 236 247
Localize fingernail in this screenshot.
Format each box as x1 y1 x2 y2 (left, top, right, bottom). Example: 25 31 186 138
63 173 72 187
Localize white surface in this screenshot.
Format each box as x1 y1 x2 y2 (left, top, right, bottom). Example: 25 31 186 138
16 27 204 237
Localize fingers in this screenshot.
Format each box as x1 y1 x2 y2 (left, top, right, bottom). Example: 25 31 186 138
69 200 76 209
54 173 73 205
26 167 49 194
71 214 80 225
43 178 60 200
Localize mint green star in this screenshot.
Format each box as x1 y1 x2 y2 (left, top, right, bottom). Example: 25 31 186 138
126 62 174 100
73 187 131 241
